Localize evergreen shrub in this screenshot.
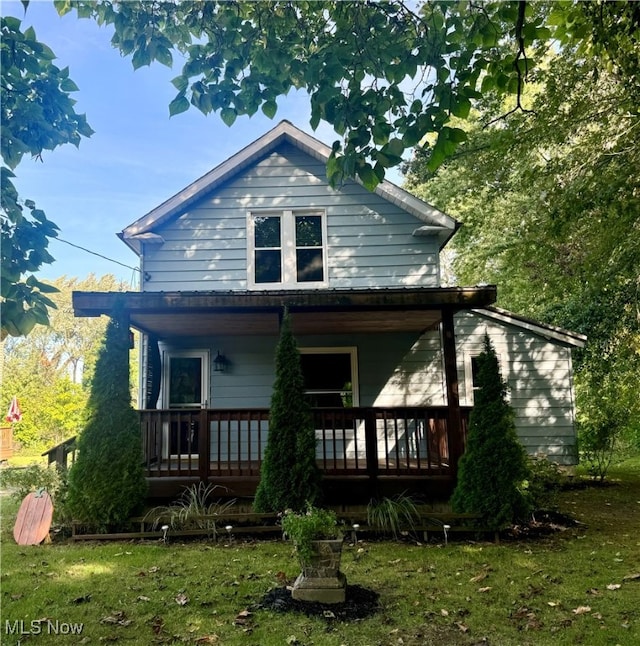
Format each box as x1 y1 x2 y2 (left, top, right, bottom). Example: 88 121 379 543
253 309 321 512
66 302 147 529
451 334 531 530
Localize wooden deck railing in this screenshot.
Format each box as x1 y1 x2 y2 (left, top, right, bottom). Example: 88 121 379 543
139 407 470 481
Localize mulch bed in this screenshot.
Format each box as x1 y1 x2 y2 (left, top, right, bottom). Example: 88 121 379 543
252 584 380 620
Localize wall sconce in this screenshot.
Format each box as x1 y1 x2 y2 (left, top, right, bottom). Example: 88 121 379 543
213 350 229 373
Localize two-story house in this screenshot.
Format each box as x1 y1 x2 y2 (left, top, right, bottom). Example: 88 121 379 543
72 121 585 503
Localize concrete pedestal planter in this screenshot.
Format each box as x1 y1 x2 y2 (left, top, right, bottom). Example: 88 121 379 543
292 538 346 603
281 507 346 604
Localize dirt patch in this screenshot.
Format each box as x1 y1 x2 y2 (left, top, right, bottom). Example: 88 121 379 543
504 510 585 540
252 584 380 620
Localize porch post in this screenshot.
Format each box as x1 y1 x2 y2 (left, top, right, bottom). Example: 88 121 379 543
441 308 463 477
364 409 380 498
198 408 210 482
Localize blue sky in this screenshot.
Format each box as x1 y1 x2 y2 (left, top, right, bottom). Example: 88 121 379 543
6 1 400 286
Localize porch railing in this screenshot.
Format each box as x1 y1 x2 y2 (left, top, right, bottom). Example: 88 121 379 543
140 407 470 480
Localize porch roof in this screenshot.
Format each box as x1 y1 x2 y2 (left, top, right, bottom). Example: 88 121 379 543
72 286 497 338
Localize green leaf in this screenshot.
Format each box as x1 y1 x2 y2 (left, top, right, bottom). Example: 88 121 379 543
220 108 237 127
168 94 190 117
171 75 189 93
356 164 379 191
261 99 278 119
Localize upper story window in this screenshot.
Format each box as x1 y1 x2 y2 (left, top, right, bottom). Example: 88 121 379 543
248 210 328 288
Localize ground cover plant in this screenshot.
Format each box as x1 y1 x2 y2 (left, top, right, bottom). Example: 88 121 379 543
1 459 639 645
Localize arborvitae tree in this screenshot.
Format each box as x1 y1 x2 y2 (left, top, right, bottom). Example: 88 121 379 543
254 309 321 512
66 302 147 529
451 334 531 530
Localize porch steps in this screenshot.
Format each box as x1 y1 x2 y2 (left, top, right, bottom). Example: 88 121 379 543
70 510 496 542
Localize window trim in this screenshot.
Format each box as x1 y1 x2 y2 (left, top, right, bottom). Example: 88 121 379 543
463 349 509 406
247 209 329 289
299 346 359 407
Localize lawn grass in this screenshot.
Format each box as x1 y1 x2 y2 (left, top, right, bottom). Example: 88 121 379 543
1 460 639 645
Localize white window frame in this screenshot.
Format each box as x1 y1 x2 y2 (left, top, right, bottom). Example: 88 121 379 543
299 346 359 407
463 349 510 406
247 209 328 289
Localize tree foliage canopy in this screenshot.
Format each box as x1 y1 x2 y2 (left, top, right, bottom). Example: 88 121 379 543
56 0 638 188
1 274 128 451
1 11 93 339
3 1 637 339
405 41 640 464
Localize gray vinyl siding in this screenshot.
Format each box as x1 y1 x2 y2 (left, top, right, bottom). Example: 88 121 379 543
453 311 578 464
145 313 578 465
141 142 439 291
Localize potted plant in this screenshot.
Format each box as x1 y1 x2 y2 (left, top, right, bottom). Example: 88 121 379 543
281 506 346 603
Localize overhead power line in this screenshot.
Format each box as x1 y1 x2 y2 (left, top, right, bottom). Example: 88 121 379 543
56 237 141 273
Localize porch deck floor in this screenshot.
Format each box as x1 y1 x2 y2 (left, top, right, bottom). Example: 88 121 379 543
145 457 451 477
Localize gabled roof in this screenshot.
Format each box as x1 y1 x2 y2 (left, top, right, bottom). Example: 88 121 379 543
119 120 459 254
473 306 587 348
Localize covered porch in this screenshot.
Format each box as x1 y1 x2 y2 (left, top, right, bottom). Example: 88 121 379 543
72 286 496 503
140 405 472 502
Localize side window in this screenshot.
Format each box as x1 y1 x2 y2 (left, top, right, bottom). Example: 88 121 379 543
248 210 327 288
470 356 481 392
466 350 508 404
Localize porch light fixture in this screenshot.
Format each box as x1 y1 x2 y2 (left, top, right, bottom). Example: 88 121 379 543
213 351 229 373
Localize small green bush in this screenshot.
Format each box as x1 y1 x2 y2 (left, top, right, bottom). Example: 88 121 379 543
0 463 70 524
143 483 236 538
281 506 340 561
367 492 420 539
522 455 565 511
1 464 62 501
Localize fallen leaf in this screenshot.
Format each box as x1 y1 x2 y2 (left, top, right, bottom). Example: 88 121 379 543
478 586 492 593
547 601 559 607
440 609 449 616
455 622 469 633
233 609 252 625
606 583 621 590
175 593 189 606
100 611 131 626
137 595 151 602
470 572 488 583
148 566 160 573
623 573 640 581
149 615 164 635
195 636 219 644
286 637 300 645
323 610 336 618
586 588 600 595
572 606 591 615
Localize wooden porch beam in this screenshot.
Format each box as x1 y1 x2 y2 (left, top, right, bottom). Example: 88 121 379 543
441 308 464 478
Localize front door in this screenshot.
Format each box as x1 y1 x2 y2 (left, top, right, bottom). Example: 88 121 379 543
163 351 209 457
